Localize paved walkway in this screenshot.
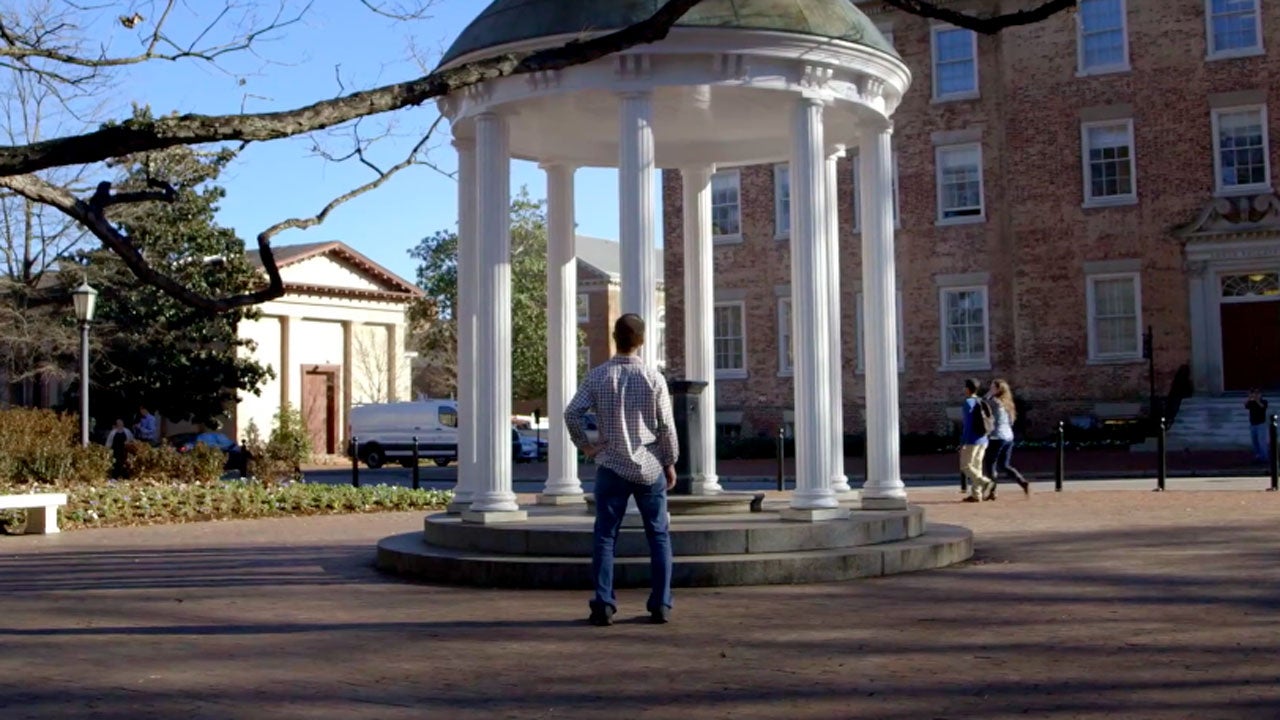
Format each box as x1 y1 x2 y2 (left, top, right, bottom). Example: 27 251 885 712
2 487 1279 718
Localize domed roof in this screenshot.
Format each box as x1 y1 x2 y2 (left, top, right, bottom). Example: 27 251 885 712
439 0 895 67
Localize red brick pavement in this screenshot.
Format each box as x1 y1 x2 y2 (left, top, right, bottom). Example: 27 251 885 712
1 490 1279 718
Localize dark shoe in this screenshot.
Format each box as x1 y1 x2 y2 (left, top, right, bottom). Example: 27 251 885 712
962 496 981 503
983 486 997 501
1017 478 1030 495
588 604 615 627
649 606 670 624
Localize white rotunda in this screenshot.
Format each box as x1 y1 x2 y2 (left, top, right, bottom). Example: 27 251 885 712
439 0 912 522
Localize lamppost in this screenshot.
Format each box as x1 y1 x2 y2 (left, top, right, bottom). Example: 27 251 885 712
71 281 98 447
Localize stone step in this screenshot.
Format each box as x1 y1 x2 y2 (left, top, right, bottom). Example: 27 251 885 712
376 523 973 589
422 507 925 557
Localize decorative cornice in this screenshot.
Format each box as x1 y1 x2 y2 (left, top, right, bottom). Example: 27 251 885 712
615 53 653 79
1178 192 1280 239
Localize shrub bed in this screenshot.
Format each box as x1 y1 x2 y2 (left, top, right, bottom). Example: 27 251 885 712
0 408 111 483
0 479 452 532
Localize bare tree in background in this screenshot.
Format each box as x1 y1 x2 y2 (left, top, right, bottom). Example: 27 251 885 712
0 0 1077 313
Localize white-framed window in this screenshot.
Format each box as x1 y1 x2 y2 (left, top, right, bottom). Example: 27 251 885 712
936 144 985 223
1086 273 1143 361
1212 106 1271 194
1078 0 1129 74
774 163 791 239
1206 0 1263 58
712 169 742 241
713 302 747 378
940 286 990 369
931 26 978 101
777 298 793 376
851 152 901 231
1082 119 1137 205
855 292 906 374
577 293 590 323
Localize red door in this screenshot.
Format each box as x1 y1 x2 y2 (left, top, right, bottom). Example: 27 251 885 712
301 368 337 454
1221 301 1280 391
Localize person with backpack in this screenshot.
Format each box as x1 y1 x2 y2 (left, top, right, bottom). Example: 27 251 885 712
983 379 1030 497
959 378 995 502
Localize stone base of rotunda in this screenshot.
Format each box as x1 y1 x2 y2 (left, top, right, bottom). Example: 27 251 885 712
375 500 973 589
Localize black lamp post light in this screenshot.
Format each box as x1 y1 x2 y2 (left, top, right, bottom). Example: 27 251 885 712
71 281 98 447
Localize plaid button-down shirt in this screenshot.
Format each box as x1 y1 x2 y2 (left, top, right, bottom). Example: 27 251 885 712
565 354 679 485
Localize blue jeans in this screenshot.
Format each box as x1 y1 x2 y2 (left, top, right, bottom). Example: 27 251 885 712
591 466 673 614
1251 424 1270 462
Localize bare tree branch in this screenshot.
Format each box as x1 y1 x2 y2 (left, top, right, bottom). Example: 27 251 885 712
876 0 1077 34
0 0 708 177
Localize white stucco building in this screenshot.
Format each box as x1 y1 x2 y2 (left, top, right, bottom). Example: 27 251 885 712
234 242 421 453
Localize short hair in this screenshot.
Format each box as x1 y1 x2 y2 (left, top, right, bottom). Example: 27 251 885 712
964 378 983 395
613 313 646 352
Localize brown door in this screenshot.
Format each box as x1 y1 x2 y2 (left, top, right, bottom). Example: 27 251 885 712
1221 301 1280 391
301 367 338 454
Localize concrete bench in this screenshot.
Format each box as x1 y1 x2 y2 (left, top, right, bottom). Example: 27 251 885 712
0 493 68 534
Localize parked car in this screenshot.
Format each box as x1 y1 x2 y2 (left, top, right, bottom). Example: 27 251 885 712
513 428 538 463
170 431 249 477
348 400 458 469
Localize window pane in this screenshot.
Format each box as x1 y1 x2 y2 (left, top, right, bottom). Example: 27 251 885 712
1086 123 1134 198
1091 277 1138 356
1218 109 1268 188
1080 0 1125 69
939 146 983 218
779 299 793 372
714 305 744 371
712 172 741 236
776 166 791 235
934 28 976 96
1211 0 1260 52
943 289 986 363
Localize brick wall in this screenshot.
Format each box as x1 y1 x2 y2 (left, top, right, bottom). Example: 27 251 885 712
663 0 1280 439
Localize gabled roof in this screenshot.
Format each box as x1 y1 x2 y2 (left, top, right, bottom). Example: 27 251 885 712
576 234 665 285
247 241 423 299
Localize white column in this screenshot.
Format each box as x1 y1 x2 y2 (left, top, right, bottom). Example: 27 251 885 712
618 91 659 367
681 165 722 495
385 323 400 403
858 123 908 510
826 150 852 495
785 97 841 518
465 113 525 521
450 138 477 511
539 162 584 504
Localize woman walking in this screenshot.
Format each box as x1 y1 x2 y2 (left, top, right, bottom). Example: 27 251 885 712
984 379 1029 498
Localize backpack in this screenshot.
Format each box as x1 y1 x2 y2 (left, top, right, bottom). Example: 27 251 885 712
976 398 996 436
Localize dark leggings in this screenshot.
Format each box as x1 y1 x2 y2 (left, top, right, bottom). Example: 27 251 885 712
984 438 1026 485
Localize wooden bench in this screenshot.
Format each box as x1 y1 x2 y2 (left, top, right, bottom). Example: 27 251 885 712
0 493 68 534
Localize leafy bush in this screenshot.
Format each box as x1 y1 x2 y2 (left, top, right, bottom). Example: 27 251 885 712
244 407 312 484
0 478 451 531
125 442 227 483
0 408 112 484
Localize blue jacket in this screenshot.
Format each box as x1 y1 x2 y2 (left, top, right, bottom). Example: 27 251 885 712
960 397 989 446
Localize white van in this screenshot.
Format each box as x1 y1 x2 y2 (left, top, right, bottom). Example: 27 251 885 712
348 400 458 469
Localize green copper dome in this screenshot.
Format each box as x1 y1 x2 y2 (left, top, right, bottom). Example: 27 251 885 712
439 0 896 67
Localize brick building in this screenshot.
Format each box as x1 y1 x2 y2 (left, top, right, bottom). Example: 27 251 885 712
661 0 1280 441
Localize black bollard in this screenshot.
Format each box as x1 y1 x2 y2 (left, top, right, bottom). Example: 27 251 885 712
351 435 361 488
1269 415 1278 493
412 436 421 491
1055 420 1065 492
1155 418 1167 492
777 425 786 492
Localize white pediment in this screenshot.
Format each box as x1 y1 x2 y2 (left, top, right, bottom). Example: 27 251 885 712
1179 192 1280 238
279 255 387 292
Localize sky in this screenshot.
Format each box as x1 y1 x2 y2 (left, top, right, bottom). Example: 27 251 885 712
98 0 656 281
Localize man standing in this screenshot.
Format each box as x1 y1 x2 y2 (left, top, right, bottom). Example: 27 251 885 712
565 314 678 626
959 378 994 502
134 405 159 446
1246 389 1270 464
